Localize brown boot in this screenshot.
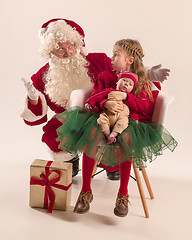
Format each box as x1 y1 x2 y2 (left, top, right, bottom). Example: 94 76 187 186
114 195 129 217
74 191 93 214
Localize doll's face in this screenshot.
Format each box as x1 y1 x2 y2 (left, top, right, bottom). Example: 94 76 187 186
111 45 134 72
116 77 134 93
51 41 76 58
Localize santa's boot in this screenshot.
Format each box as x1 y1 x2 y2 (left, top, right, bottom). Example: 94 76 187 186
67 155 79 177
51 151 80 177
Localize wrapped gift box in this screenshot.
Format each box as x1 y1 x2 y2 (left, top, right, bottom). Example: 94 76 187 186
30 159 72 212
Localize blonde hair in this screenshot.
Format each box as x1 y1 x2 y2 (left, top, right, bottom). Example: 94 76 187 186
39 20 86 60
115 39 153 101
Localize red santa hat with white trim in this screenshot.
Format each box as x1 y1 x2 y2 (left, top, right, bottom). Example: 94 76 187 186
117 70 138 90
39 18 88 55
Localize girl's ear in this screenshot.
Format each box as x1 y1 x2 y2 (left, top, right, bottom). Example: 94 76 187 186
126 56 134 65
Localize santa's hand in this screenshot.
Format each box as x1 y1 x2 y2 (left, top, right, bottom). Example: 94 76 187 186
104 101 123 114
21 78 39 100
85 102 93 110
148 64 170 82
108 91 127 101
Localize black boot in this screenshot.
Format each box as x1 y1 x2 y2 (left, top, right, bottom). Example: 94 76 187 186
66 156 79 177
106 169 120 180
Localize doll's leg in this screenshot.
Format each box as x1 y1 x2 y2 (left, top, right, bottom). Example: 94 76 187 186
109 109 128 144
112 109 129 136
97 112 111 137
74 153 95 214
107 131 118 144
114 160 131 217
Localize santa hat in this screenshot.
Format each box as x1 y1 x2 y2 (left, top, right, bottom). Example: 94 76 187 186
39 18 88 55
117 70 138 89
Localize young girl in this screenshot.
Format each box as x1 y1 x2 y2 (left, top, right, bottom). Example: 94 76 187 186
56 38 178 217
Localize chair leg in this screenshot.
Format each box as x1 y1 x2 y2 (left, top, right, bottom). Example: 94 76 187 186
133 167 149 218
91 161 98 182
141 168 154 199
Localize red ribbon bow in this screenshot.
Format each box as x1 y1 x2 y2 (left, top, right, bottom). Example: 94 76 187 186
30 161 72 213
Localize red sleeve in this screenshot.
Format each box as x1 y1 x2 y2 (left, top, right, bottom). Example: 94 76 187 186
24 98 48 126
86 89 111 110
86 53 112 83
31 63 49 93
124 89 159 122
91 73 106 96
28 97 43 116
153 82 161 90
90 71 118 111
125 92 152 114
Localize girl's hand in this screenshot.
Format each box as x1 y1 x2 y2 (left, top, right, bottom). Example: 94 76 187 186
104 100 123 114
108 91 127 101
148 64 170 82
85 102 92 110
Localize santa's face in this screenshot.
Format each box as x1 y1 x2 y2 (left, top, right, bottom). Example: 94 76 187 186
50 41 76 58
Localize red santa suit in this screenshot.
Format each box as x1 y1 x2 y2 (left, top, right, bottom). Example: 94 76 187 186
21 53 112 153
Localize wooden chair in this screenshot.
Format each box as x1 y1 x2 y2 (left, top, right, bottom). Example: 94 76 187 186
70 87 174 218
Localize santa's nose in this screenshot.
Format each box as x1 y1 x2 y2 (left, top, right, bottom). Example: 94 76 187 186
63 49 74 57
62 49 68 57
66 50 72 56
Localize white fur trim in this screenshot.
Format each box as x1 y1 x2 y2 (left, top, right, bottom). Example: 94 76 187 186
50 151 74 162
151 82 159 91
20 91 48 122
81 46 88 56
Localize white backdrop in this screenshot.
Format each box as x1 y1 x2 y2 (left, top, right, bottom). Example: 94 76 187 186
1 0 192 179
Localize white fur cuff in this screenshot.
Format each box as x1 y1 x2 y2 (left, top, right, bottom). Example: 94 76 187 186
20 91 48 122
50 151 75 161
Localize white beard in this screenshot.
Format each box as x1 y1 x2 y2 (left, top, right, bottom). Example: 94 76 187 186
44 53 92 109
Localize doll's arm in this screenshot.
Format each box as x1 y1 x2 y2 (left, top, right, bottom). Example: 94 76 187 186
108 91 127 101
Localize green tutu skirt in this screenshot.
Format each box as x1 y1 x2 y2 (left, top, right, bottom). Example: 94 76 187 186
56 107 178 168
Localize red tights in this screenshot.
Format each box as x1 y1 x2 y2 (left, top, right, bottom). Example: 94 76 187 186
81 153 132 196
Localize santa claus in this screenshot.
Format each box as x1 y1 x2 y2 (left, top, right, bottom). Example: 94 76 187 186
21 18 169 179
21 18 113 177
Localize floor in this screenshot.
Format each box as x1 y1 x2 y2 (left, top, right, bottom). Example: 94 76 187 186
1 158 192 240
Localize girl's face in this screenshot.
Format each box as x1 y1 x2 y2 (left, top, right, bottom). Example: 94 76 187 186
111 45 133 72
116 78 134 93
51 41 76 58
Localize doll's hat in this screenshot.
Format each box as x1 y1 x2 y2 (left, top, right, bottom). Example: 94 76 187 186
118 70 138 89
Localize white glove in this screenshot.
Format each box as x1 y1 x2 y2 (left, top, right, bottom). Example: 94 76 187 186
148 64 170 82
21 78 39 100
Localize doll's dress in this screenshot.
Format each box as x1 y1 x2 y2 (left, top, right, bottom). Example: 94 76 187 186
56 107 178 168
